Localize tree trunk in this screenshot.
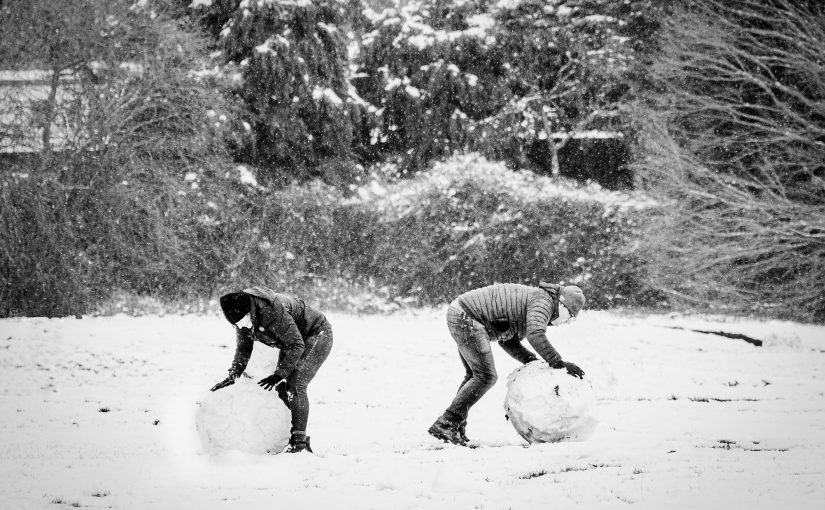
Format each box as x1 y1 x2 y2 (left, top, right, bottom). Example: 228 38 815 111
551 134 572 177
550 143 560 176
40 66 60 169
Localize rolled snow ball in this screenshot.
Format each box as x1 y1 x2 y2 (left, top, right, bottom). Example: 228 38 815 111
504 361 597 444
196 378 291 454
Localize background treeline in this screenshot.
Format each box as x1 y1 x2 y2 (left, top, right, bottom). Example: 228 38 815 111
0 0 822 322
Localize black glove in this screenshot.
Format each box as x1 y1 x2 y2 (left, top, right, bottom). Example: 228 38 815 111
258 373 285 391
210 376 235 392
258 373 293 406
276 381 294 407
552 360 585 379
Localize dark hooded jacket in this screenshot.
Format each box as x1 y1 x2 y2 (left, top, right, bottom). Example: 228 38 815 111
454 282 562 365
226 286 329 380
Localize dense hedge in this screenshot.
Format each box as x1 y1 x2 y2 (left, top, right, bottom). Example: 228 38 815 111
0 161 259 317
349 155 659 307
1 150 659 316
223 154 660 310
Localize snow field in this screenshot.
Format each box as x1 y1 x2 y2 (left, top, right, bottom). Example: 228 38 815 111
0 310 824 509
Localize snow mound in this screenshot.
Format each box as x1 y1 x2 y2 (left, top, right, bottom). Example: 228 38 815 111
504 361 597 443
195 378 291 454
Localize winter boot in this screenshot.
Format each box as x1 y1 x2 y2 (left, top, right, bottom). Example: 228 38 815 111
283 434 313 454
428 415 467 445
458 420 469 444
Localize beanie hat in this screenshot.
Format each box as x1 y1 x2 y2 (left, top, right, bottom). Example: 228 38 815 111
559 285 585 317
219 291 251 324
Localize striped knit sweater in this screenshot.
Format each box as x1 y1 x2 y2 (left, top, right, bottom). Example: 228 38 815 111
455 283 562 365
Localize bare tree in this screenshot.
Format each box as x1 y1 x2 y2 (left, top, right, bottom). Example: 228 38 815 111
0 1 237 316
634 0 825 321
0 0 143 167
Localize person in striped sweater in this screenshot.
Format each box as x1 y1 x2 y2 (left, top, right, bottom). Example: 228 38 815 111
428 282 586 445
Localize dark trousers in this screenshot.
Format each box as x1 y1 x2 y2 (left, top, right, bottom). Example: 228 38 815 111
445 305 498 421
279 322 333 434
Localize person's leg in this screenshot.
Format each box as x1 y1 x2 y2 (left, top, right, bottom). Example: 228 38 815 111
455 348 472 442
445 317 497 422
430 306 496 444
457 348 473 393
285 324 333 449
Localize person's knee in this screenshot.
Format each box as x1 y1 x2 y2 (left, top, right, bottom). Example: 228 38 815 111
291 380 309 395
477 369 497 388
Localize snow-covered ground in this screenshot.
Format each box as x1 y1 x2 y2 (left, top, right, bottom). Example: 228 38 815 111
1 309 824 509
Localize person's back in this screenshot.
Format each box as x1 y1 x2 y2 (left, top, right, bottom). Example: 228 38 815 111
244 286 327 336
455 283 554 342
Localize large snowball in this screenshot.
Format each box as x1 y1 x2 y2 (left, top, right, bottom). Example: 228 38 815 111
504 361 597 444
195 378 291 454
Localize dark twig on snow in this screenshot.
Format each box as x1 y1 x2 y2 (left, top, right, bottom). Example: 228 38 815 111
663 326 763 347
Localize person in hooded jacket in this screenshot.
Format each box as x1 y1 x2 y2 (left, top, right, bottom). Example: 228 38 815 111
211 286 333 454
428 282 586 446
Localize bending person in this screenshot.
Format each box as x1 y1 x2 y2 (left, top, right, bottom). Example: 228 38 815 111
428 282 585 445
211 286 333 454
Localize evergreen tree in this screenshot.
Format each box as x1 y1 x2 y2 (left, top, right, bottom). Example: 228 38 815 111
354 0 506 169
220 0 367 180
354 0 659 176
480 0 658 177
182 0 244 41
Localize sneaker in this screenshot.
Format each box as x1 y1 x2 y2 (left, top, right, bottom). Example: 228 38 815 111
428 415 467 445
283 435 313 454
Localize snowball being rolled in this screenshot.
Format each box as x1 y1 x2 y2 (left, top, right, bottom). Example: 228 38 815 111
196 378 291 454
504 361 597 444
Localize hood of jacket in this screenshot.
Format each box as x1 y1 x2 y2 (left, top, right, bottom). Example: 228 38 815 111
538 281 561 323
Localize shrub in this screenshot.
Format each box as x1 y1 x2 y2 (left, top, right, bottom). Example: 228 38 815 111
202 154 660 312
223 179 376 284
0 4 251 316
0 176 83 316
348 154 659 307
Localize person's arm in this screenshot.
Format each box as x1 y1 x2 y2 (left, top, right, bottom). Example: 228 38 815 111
211 327 254 391
525 294 585 379
524 296 562 366
229 327 254 377
498 335 539 364
263 302 305 380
